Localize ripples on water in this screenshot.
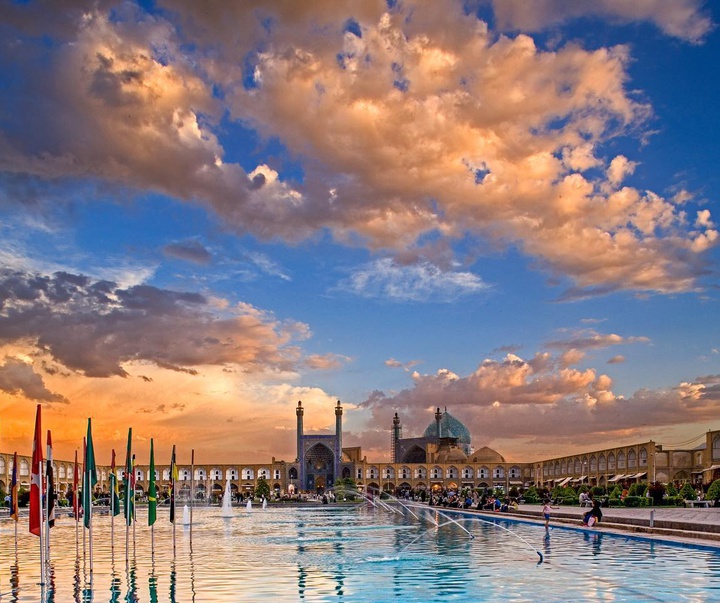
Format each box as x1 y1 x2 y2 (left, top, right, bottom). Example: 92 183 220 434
1 505 720 601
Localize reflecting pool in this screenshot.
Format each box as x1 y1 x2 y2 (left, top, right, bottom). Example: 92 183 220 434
1 504 720 601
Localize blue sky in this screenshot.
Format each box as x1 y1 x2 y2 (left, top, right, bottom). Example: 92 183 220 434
0 0 718 464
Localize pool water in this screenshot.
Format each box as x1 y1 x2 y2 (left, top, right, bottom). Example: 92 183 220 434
1 504 719 601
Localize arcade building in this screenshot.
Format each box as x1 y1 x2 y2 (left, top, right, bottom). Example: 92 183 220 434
3 401 720 500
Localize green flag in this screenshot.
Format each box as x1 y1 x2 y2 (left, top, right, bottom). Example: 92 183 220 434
148 438 157 526
123 427 134 525
109 449 120 516
83 418 97 529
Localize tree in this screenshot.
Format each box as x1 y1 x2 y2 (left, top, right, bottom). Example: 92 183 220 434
706 479 720 503
679 482 696 501
333 477 358 501
255 477 270 501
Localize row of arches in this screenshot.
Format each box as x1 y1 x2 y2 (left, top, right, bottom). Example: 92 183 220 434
542 448 649 477
358 465 523 480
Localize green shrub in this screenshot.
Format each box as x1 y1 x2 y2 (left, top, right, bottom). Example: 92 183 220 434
591 486 606 497
622 496 646 507
679 482 696 500
707 479 720 502
523 486 539 504
665 483 678 497
609 485 622 499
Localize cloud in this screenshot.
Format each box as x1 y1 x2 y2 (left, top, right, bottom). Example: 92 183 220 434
0 2 715 297
163 240 213 265
0 356 68 403
359 352 720 456
0 267 312 378
489 0 714 43
546 329 650 352
336 259 489 302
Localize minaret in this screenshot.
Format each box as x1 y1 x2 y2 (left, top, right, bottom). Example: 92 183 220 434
435 407 442 440
296 401 304 488
392 412 402 463
334 400 343 481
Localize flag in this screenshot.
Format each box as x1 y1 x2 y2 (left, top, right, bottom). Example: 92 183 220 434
83 418 97 529
109 449 120 516
46 430 55 528
29 403 43 536
169 445 178 523
10 451 18 522
123 428 134 525
148 439 157 526
73 449 80 521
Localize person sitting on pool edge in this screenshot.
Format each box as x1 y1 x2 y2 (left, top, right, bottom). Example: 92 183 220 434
582 499 603 527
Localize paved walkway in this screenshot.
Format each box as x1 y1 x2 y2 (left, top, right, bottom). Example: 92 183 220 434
494 503 720 547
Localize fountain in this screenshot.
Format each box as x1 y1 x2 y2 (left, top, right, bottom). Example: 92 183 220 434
246 498 252 511
262 496 267 510
182 505 191 525
221 479 233 518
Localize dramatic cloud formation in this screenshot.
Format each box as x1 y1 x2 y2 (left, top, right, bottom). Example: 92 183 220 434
0 1 717 464
1 1 715 298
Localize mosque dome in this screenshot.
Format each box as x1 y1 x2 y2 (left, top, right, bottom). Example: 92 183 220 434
422 409 471 445
469 446 505 464
435 446 468 464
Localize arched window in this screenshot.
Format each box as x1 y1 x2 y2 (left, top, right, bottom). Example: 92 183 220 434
608 453 616 471
628 450 637 469
599 455 606 471
509 466 521 478
258 468 269 479
477 466 489 479
356 468 362 480
382 466 395 479
210 468 222 480
560 461 567 474
241 468 254 480
180 469 190 481
713 436 720 461
462 466 473 479
195 469 207 480
446 466 458 479
289 467 298 479
414 466 427 479
617 452 626 469
367 467 379 479
274 469 281 479
590 455 597 472
399 466 410 479
574 459 581 473
493 466 505 479
431 466 442 479
135 469 144 481
20 459 30 477
639 448 648 467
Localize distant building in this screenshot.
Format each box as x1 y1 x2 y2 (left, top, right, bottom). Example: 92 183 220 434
3 405 720 499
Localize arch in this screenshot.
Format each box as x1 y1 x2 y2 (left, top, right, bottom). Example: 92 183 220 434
589 455 597 472
195 468 207 481
257 468 270 480
493 466 505 479
560 460 567 474
617 451 626 469
462 466 474 479
607 453 616 470
341 467 351 479
402 445 427 464
574 459 581 473
714 435 720 461
289 467 298 479
399 466 411 479
366 466 379 480
226 468 238 480
639 448 648 467
509 466 521 479
431 466 442 479
477 466 489 479
599 454 607 472
382 466 395 479
446 466 459 479
242 468 254 480
210 468 222 481
628 450 637 469
19 459 29 476
414 466 427 479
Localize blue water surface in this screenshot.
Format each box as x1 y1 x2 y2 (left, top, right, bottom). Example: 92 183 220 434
1 504 719 601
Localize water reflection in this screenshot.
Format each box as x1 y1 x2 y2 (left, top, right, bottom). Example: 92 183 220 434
3 507 720 601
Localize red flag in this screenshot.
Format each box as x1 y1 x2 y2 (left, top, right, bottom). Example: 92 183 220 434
73 449 80 521
29 404 43 536
46 430 55 528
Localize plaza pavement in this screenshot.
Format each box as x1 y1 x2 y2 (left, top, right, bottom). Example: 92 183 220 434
500 503 720 548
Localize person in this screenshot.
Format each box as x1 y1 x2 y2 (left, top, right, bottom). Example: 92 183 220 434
579 491 589 505
583 499 603 527
543 498 558 529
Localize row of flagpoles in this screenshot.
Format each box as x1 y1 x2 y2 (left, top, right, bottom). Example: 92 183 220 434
7 404 189 585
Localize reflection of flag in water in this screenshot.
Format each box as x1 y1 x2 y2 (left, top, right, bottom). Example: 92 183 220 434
29 404 43 536
10 451 18 522
148 439 157 526
169 445 178 523
83 418 97 529
109 449 121 516
46 430 55 528
73 449 81 521
123 428 134 526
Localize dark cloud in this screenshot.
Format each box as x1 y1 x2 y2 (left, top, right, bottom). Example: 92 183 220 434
163 240 213 265
0 268 309 378
0 357 68 403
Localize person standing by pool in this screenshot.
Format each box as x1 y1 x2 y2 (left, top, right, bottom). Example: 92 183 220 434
543 498 558 529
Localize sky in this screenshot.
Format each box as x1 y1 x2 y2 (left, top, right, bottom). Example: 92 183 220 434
0 0 718 467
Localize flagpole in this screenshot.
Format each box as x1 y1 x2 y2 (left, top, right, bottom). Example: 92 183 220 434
132 453 136 557
190 449 195 542
73 450 79 559
82 437 86 573
38 457 45 585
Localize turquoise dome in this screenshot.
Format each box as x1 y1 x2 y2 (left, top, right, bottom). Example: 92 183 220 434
422 410 471 444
